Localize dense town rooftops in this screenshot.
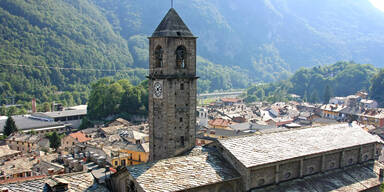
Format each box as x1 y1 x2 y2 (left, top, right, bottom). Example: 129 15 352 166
126 148 240 192
218 123 382 168
151 8 195 38
0 172 109 192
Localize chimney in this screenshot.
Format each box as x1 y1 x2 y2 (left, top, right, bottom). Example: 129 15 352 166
47 168 55 175
32 98 37 113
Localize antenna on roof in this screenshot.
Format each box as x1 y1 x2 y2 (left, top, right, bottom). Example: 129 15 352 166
171 0 174 8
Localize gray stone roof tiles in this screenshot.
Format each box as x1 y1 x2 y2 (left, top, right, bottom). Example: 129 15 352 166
151 8 194 38
0 172 109 192
218 123 382 168
127 148 240 192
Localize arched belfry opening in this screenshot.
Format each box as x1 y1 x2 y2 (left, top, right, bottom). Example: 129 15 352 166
155 45 163 68
175 45 186 69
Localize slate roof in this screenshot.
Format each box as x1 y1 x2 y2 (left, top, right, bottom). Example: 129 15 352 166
0 145 20 158
127 147 240 192
0 157 37 176
218 123 382 168
0 172 109 192
151 8 194 38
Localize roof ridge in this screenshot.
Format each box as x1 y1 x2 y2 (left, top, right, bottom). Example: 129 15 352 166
152 8 194 38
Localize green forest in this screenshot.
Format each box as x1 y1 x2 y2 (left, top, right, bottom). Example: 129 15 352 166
244 61 384 107
1 0 384 114
87 78 148 121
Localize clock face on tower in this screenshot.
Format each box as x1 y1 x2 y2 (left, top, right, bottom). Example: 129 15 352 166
153 80 163 99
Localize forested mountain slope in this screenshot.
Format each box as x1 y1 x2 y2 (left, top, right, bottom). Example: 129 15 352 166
1 0 384 107
92 0 384 81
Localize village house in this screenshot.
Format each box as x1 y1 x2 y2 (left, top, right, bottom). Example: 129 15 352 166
329 96 347 105
208 118 233 129
360 99 379 109
108 118 132 127
320 104 346 120
196 107 209 127
6 133 49 154
83 140 149 168
0 145 21 162
265 117 294 127
219 98 243 106
359 109 384 128
61 131 92 152
0 157 40 182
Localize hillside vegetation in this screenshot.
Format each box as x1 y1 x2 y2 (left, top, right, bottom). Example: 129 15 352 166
1 0 384 110
245 62 378 104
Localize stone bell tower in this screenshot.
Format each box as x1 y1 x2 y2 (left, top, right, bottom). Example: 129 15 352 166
148 8 198 161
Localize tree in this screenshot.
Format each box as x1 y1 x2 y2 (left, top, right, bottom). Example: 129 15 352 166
7 106 17 116
79 117 93 130
370 69 384 107
323 85 332 104
4 116 18 136
42 102 51 112
0 105 6 116
49 132 61 151
309 90 319 104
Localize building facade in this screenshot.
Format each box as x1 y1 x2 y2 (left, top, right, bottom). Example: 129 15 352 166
148 8 198 161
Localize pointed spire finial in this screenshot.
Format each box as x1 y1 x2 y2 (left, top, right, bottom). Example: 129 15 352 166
171 0 173 8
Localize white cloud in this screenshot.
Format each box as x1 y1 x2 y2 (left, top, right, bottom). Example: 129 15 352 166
370 0 384 12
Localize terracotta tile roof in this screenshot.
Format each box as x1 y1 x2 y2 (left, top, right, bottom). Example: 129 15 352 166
208 118 232 127
69 132 91 143
220 98 241 103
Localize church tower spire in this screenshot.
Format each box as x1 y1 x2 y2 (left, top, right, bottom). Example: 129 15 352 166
148 8 198 161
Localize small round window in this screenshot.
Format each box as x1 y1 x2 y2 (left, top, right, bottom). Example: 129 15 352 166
363 154 369 161
348 158 354 165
